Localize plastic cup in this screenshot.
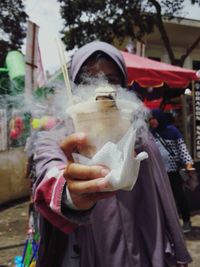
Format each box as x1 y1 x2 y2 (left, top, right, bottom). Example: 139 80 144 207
66 98 133 157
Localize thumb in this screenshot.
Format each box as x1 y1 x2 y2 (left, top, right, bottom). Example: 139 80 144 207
60 132 87 161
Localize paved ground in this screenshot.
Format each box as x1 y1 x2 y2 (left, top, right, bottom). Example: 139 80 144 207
0 200 200 266
185 213 200 267
0 200 28 266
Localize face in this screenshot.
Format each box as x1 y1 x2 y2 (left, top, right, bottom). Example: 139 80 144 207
149 117 159 129
77 55 124 86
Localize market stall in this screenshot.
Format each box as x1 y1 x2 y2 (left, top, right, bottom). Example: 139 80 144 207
121 51 198 88
0 51 30 205
121 51 199 156
121 51 200 210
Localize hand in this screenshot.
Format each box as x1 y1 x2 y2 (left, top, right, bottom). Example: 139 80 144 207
185 162 193 170
184 168 199 191
60 133 115 210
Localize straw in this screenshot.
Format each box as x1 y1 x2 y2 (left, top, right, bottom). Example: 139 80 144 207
56 38 73 106
29 240 38 265
21 239 28 266
23 239 32 266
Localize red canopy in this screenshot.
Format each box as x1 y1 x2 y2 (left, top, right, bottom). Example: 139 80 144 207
121 51 198 88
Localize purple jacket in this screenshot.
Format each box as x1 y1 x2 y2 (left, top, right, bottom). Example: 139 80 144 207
33 126 192 267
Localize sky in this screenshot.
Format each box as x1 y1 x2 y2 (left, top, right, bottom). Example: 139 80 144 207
24 0 64 74
24 0 200 74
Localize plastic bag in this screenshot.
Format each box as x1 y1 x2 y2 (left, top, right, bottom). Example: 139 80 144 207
179 169 199 191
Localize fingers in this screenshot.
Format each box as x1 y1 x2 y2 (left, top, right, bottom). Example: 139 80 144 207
60 132 114 210
65 166 114 210
67 177 109 194
64 162 109 180
60 132 87 161
64 162 110 193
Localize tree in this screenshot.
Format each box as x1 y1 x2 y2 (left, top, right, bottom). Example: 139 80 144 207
0 0 28 67
57 0 199 66
149 0 200 66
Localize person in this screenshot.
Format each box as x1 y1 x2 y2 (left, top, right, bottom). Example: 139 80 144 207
149 108 195 233
32 41 192 267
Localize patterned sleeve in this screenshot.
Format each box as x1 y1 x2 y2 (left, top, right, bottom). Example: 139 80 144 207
177 137 193 166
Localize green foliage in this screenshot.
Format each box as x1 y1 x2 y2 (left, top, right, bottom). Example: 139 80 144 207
57 0 186 50
57 0 200 66
0 0 28 66
33 86 55 101
0 71 10 95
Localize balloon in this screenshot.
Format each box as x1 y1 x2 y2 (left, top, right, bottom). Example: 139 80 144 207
15 116 24 130
31 118 41 129
9 128 20 139
43 117 57 130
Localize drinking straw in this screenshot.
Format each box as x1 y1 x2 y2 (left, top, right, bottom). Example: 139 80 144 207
56 38 73 106
21 239 28 266
29 239 38 265
23 239 32 266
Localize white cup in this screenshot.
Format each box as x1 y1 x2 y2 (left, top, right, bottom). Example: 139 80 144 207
66 98 133 157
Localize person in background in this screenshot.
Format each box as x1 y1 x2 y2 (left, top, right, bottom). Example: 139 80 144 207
149 108 195 233
32 41 191 267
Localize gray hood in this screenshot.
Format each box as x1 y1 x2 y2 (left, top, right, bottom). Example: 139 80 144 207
70 41 127 87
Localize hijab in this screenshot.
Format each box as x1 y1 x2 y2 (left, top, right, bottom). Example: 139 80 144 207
151 108 168 131
151 108 182 140
70 41 127 87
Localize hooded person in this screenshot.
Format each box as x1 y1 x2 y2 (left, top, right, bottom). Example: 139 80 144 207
149 108 195 233
32 41 192 267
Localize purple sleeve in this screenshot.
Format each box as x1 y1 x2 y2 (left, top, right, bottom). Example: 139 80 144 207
33 123 92 231
33 127 68 187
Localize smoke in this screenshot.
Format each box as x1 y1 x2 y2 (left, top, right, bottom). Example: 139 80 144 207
46 77 150 148
0 74 150 158
64 78 150 151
